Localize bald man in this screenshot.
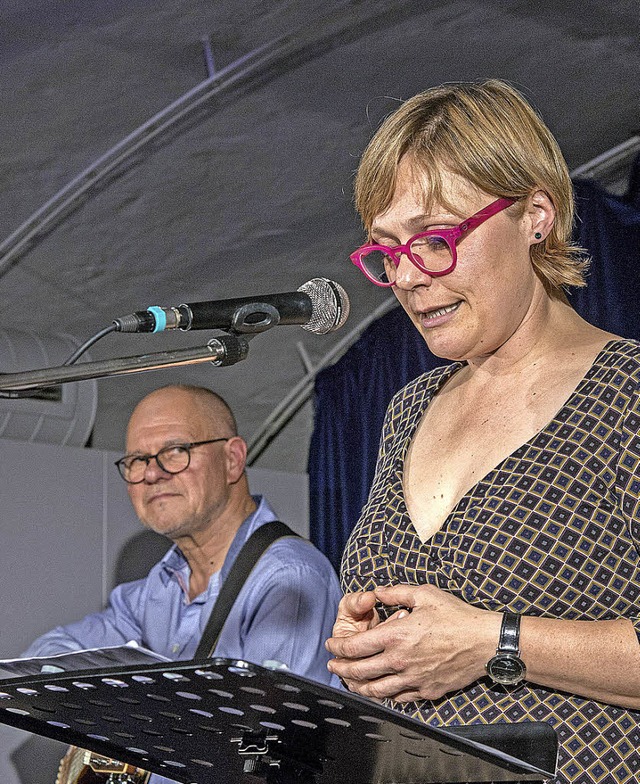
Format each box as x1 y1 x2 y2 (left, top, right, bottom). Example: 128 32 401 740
23 385 342 783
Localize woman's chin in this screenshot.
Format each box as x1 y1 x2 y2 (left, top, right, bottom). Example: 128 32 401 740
419 328 471 362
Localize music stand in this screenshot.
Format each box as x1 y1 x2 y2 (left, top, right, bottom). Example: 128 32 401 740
0 657 557 783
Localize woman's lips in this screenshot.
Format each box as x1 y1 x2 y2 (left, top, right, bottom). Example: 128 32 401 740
417 301 460 327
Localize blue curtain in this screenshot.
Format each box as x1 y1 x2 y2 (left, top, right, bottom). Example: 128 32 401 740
308 159 640 570
569 175 640 335
308 306 437 567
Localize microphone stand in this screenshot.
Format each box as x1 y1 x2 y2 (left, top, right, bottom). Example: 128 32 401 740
0 333 251 393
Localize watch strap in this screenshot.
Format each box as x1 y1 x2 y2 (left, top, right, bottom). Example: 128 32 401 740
498 611 521 655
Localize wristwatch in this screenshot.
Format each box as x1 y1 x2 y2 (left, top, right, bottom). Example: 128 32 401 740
485 611 526 685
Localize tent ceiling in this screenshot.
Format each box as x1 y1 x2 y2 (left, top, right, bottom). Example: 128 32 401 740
0 0 638 470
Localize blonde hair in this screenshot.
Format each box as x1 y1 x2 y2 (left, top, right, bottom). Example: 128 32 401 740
354 79 588 291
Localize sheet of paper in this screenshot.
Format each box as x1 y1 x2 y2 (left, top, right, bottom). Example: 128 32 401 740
0 641 169 680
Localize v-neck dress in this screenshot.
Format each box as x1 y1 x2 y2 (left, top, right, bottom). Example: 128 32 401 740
341 338 640 784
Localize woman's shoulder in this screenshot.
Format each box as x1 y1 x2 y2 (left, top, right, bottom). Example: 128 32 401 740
596 337 640 372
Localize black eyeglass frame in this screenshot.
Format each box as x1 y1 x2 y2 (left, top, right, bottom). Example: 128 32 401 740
114 438 230 483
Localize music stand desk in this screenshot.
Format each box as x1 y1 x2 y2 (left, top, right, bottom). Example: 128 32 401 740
0 657 557 784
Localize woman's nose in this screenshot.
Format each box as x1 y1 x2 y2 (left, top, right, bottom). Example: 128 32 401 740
393 251 433 289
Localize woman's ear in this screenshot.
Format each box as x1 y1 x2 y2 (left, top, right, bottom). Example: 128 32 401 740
527 189 556 245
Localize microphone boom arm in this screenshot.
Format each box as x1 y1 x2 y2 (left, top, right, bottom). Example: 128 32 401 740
0 334 250 393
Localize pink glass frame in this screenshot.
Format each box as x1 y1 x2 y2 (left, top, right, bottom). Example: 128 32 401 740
350 197 516 286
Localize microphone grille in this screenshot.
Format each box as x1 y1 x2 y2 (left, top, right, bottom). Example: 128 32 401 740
297 278 350 334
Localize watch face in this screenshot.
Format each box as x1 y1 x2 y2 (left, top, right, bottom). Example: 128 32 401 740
486 653 526 685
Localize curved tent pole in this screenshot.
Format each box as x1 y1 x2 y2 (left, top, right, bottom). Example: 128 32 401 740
0 0 421 277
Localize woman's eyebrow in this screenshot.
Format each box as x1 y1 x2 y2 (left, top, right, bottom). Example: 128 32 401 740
371 212 453 240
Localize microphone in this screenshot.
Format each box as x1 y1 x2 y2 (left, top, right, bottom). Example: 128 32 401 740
113 278 350 336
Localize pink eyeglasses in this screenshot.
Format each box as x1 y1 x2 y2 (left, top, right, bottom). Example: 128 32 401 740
350 197 515 286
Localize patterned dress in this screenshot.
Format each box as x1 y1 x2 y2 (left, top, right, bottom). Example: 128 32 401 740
341 338 640 784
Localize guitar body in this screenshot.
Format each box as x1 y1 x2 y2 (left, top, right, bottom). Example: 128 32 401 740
56 746 150 784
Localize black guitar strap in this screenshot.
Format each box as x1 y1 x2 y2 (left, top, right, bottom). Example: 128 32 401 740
56 522 299 783
194 520 299 659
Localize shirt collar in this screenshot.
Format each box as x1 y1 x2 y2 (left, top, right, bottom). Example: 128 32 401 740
219 495 278 581
158 494 277 590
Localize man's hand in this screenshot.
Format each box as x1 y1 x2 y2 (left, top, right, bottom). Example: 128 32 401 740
326 584 497 702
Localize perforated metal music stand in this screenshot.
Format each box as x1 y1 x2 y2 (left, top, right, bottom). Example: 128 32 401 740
0 657 557 783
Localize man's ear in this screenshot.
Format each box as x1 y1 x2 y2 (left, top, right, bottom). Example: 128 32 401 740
225 436 248 484
527 189 556 245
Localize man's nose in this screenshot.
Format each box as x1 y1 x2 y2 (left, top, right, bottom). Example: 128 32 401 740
142 456 171 482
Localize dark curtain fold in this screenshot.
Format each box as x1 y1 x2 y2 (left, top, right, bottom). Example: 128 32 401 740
309 164 640 570
308 306 438 568
570 175 640 335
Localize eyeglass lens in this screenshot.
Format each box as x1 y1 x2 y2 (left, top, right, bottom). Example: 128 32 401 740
121 445 191 483
361 234 453 284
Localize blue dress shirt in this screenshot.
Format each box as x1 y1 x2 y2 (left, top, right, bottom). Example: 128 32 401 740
23 496 343 783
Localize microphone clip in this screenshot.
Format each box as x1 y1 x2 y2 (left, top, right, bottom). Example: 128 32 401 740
229 302 281 334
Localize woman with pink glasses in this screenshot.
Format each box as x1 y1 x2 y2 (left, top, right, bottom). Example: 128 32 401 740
326 79 640 783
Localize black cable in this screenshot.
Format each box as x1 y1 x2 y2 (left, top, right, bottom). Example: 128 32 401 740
62 323 118 366
0 323 119 399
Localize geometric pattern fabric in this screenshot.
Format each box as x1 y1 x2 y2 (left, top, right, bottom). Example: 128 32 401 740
342 339 640 783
